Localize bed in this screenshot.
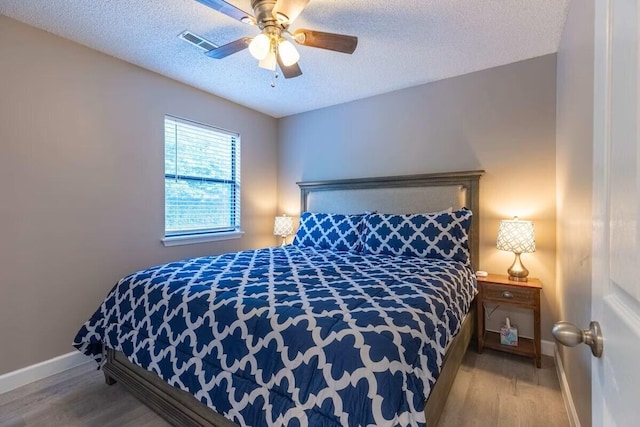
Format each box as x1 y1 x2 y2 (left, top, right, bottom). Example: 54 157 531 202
73 170 483 426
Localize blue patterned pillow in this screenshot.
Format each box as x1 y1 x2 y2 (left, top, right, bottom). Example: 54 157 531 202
362 209 473 263
293 212 365 252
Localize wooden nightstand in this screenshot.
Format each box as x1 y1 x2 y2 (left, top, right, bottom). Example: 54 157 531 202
476 273 542 368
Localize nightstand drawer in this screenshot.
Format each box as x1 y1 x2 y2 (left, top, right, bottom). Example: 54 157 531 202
482 283 536 306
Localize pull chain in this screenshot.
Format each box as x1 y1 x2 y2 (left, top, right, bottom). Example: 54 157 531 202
271 42 279 88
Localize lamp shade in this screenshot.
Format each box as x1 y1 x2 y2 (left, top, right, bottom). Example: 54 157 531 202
259 50 277 71
496 217 536 254
278 40 300 66
249 33 271 60
273 215 294 237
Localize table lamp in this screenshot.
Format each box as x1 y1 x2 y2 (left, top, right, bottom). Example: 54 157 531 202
496 216 536 281
273 214 294 246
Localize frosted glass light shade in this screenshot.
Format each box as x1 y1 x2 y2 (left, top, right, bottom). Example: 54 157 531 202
278 40 300 66
249 34 271 60
259 50 277 71
273 215 294 237
496 217 536 254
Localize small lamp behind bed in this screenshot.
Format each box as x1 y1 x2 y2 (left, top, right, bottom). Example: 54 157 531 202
273 214 294 246
496 217 536 281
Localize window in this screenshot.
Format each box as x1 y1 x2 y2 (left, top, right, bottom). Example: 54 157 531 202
163 116 241 245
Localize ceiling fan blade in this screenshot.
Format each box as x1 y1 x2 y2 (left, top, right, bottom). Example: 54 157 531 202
277 55 303 79
205 37 252 59
195 0 255 24
272 0 310 25
293 29 358 54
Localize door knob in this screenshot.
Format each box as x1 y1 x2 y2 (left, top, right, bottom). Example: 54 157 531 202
552 321 603 358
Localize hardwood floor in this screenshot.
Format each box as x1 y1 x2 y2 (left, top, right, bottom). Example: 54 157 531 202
0 349 569 426
0 362 170 427
438 350 570 427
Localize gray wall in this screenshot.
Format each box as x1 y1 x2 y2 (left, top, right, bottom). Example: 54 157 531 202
555 0 595 425
278 55 558 342
0 16 278 375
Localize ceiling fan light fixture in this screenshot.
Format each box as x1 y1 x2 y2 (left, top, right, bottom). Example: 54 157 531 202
195 0 356 80
249 33 271 60
259 50 277 71
278 39 300 66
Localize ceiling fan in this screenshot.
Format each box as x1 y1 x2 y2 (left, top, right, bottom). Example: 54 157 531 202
195 0 358 79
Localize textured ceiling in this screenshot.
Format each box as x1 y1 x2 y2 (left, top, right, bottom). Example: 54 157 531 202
0 0 570 118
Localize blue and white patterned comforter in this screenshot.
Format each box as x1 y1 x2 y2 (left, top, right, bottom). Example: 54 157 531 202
73 246 476 426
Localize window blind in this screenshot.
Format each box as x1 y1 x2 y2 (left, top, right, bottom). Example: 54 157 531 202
164 116 241 237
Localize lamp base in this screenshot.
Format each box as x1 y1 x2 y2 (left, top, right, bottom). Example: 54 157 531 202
507 253 529 282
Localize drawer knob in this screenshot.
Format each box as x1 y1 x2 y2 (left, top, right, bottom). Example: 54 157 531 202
501 291 514 298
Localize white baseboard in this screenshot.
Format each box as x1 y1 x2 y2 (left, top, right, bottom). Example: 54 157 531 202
542 339 555 357
554 346 581 427
0 351 91 395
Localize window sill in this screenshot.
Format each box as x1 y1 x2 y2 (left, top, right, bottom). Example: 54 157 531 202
162 231 244 247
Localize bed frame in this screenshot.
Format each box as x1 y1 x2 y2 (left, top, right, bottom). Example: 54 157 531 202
103 170 484 427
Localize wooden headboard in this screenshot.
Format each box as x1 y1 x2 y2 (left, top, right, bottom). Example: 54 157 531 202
297 170 484 269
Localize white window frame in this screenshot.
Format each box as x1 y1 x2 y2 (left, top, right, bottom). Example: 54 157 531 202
162 115 243 247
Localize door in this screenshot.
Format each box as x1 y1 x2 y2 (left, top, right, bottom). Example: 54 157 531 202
592 0 640 425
